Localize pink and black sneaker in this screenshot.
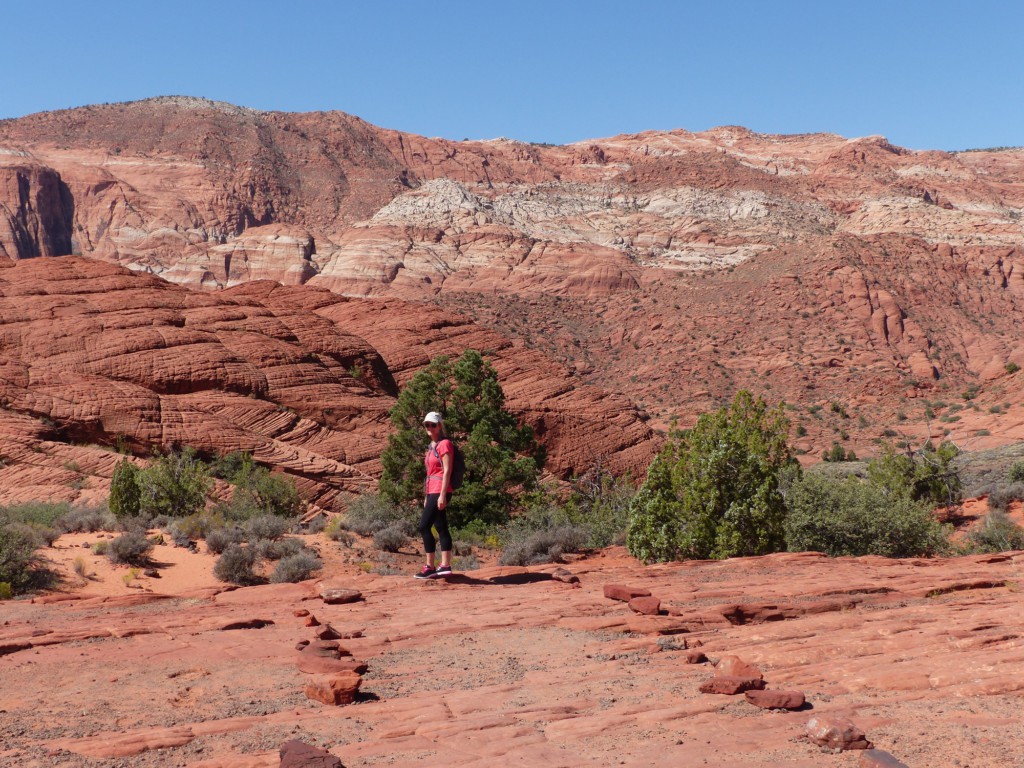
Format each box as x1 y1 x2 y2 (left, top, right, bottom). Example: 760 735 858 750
434 565 453 578
414 565 437 580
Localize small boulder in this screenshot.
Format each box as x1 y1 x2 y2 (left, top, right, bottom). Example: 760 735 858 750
319 587 362 605
628 596 662 615
301 640 349 658
699 676 766 695
305 615 321 627
315 624 342 640
683 649 708 664
859 749 910 767
552 568 580 584
293 609 310 618
715 655 763 680
279 739 344 767
745 689 805 710
304 672 362 706
806 715 873 750
603 584 652 602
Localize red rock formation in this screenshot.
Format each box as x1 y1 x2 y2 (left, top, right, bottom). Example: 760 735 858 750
0 257 658 506
2 98 1024 456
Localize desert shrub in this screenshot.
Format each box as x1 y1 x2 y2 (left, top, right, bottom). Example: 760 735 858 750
868 441 962 509
562 465 636 548
324 516 350 541
208 450 249 481
205 526 246 555
987 483 1024 513
822 443 856 462
453 554 480 571
213 545 260 585
499 525 590 566
138 448 212 518
269 551 322 583
92 539 110 556
784 472 950 557
225 454 305 520
73 556 88 579
343 494 413 537
56 505 118 533
245 514 289 542
628 391 798 562
254 537 306 561
0 582 12 600
170 510 227 540
305 515 326 534
372 524 409 553
964 511 1024 553
106 531 154 566
0 523 46 592
1008 460 1024 484
109 458 142 519
1 501 70 528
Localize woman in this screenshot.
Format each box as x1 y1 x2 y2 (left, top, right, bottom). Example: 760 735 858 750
416 411 454 579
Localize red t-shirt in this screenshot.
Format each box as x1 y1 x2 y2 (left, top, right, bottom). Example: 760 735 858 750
424 439 453 495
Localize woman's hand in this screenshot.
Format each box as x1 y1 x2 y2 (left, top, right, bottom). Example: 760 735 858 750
438 495 447 510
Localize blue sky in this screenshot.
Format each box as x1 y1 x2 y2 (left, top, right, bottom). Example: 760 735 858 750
2 1 1020 151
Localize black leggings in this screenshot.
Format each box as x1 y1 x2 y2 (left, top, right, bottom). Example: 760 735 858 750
420 493 453 554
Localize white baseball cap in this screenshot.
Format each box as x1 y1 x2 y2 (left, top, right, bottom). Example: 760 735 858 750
423 411 443 425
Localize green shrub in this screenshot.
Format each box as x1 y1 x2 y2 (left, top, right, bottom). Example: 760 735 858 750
139 448 212 518
109 459 142 519
0 523 46 592
170 510 227 541
964 511 1024 553
867 441 962 509
627 391 797 562
453 554 480 571
269 551 322 583
1009 461 1024 484
107 531 154 565
784 473 950 557
214 545 260 585
0 582 12 600
1 501 70 528
228 455 305 519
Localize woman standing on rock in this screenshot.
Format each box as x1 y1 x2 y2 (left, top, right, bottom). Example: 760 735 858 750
416 411 454 579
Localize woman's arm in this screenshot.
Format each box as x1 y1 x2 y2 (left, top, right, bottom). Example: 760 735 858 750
438 452 453 509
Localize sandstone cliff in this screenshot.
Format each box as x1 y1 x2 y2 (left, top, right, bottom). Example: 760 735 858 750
1 98 1023 457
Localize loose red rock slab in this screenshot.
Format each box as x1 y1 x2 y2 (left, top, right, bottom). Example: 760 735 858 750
319 587 362 605
683 649 708 664
314 623 342 640
699 676 767 695
628 596 662 615
859 749 910 768
745 689 805 710
304 671 361 706
551 567 580 584
296 655 368 675
301 640 350 658
279 739 344 768
218 618 274 631
603 584 652 602
806 715 873 750
715 654 763 680
304 615 321 627
293 609 310 618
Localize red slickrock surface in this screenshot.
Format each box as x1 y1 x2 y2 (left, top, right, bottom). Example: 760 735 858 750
1 544 1021 766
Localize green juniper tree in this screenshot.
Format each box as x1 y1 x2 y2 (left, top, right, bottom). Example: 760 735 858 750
379 350 545 528
627 390 798 562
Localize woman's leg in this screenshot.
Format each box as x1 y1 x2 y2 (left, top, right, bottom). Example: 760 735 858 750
435 497 453 567
420 494 439 567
